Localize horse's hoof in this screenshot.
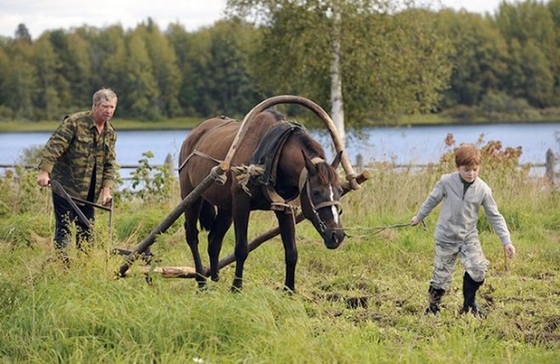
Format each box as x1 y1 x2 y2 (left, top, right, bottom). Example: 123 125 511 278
283 286 295 295
231 280 243 293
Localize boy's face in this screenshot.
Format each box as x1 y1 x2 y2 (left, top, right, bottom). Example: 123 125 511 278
457 165 480 183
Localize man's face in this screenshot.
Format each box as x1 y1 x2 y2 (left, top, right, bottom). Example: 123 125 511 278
457 164 480 183
92 99 117 123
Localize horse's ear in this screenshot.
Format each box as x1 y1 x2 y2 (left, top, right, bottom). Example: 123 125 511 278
302 150 317 174
331 151 342 169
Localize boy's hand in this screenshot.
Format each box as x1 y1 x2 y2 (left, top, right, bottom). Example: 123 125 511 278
410 216 421 226
504 243 516 259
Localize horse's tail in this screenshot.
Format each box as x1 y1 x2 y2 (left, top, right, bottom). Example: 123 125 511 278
199 200 216 231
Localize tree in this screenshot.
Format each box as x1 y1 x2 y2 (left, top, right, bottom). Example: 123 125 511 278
226 0 454 145
167 20 261 118
437 10 509 108
205 20 263 116
140 19 182 117
1 38 37 120
32 35 61 120
123 29 159 119
507 38 554 107
15 24 32 44
166 22 202 115
495 0 558 106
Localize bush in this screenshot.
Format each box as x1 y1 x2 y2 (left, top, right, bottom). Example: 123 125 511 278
479 92 533 121
440 104 478 121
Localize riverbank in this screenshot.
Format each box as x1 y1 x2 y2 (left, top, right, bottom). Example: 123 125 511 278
2 116 560 133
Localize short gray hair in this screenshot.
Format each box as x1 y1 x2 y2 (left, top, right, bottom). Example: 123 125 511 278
92 88 117 106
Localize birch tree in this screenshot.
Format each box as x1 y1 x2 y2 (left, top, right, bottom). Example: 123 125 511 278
226 0 453 144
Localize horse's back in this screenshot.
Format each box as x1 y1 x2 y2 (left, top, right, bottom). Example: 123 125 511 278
179 113 280 204
179 117 239 164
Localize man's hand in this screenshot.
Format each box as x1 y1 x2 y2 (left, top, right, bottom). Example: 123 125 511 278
37 170 50 187
101 187 113 206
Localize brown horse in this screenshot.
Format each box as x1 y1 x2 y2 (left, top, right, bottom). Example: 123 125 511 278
178 109 345 292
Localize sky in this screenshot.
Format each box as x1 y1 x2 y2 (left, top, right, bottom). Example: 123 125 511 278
0 0 509 39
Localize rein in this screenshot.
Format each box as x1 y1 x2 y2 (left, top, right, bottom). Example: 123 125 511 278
336 221 427 238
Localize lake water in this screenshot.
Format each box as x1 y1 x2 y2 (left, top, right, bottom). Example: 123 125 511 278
1 122 559 172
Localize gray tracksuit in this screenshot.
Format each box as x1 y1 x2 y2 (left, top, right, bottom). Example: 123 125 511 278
416 172 511 289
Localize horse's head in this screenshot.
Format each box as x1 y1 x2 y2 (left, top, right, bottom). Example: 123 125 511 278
299 151 345 249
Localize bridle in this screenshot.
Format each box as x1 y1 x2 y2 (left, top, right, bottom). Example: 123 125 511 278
298 157 343 235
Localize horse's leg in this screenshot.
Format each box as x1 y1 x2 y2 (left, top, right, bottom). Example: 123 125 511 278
184 198 206 289
208 207 232 282
232 198 251 292
275 210 298 292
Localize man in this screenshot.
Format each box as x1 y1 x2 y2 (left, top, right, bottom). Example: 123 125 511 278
37 88 118 254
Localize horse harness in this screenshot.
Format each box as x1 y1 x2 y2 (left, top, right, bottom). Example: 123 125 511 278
181 121 342 225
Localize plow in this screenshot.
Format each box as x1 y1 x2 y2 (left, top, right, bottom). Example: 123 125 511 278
113 95 371 281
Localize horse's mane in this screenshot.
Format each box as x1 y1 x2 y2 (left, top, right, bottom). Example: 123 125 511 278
263 108 285 122
314 160 340 185
292 128 340 186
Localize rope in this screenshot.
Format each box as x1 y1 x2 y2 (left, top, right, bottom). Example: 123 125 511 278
339 220 427 238
231 164 265 196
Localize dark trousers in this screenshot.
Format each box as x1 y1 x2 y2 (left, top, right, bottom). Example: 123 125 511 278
52 192 95 250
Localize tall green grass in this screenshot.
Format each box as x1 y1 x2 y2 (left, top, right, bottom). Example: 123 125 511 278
1 153 560 363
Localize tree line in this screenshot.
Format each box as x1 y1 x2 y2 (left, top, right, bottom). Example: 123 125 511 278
0 0 559 125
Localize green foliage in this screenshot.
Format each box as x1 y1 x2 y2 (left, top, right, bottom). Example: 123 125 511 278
2 1 560 125
118 151 176 203
0 165 50 216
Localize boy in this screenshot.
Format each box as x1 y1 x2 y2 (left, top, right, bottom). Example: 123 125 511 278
410 144 516 317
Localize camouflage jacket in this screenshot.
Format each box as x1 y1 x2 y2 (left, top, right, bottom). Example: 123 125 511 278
38 111 117 202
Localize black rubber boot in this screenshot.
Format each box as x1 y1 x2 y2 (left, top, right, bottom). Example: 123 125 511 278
459 272 486 318
425 286 445 315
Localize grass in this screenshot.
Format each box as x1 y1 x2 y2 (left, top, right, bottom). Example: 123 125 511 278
1 163 560 363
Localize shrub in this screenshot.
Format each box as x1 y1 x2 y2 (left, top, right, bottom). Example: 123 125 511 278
118 151 176 203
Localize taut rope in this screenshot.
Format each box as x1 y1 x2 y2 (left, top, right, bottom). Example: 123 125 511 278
337 221 427 238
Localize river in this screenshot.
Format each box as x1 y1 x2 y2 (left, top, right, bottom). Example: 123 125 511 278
1 122 559 171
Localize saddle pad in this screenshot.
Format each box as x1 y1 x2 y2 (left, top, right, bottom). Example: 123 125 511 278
250 121 303 187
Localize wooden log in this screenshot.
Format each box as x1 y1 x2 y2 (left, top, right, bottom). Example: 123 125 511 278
141 266 196 279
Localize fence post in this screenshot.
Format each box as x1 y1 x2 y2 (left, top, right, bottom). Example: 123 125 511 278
545 149 555 182
355 154 363 172
164 153 174 176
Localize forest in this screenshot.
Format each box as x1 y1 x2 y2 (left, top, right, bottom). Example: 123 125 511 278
0 0 559 125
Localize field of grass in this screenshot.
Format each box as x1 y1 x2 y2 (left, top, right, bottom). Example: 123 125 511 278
1 159 560 363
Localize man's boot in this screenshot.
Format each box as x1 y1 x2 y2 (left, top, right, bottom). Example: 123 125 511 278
459 272 486 318
425 286 445 315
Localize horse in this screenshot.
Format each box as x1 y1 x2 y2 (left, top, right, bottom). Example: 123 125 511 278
178 108 345 292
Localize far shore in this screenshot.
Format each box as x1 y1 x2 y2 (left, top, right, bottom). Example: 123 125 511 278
1 117 559 133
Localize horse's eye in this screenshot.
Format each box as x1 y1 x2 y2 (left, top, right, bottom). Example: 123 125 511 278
312 190 322 198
